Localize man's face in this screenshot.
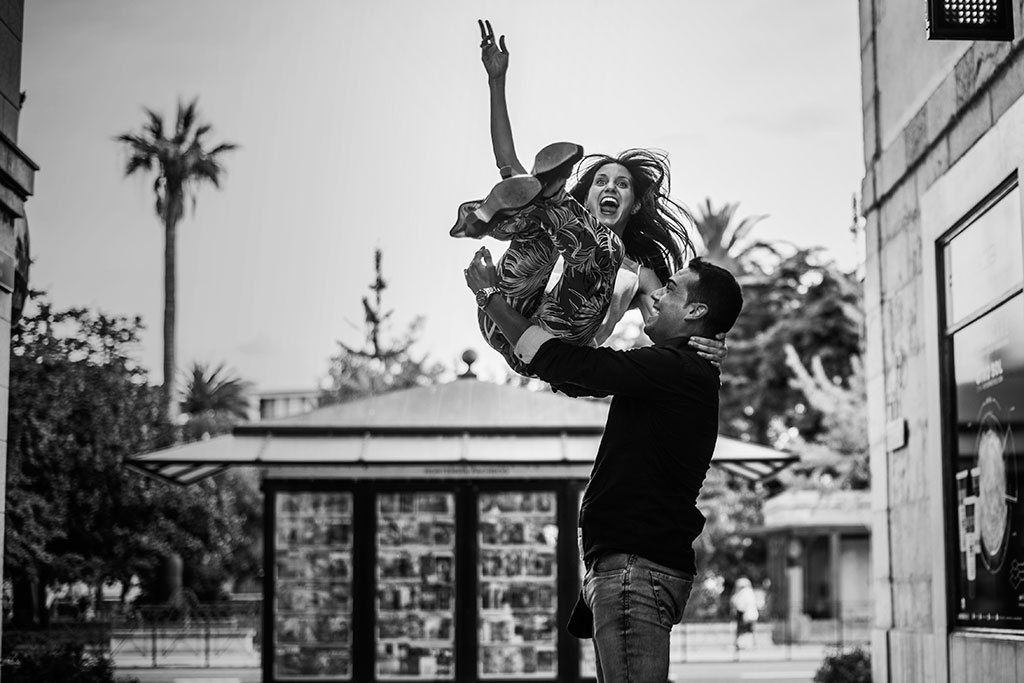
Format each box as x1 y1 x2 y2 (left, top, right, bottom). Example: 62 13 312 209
644 268 703 342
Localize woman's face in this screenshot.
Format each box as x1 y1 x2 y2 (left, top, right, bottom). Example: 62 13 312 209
586 162 637 234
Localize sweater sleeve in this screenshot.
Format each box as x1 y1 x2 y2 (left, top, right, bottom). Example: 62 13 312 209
528 338 717 400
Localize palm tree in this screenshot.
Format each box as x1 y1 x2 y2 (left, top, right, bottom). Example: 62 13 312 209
116 99 238 426
691 199 777 275
180 361 251 442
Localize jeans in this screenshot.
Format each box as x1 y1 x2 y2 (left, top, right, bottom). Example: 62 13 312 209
583 552 694 683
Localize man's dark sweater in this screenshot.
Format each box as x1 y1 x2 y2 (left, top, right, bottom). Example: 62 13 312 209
527 335 720 574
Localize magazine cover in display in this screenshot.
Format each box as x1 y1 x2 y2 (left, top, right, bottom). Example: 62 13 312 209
478 491 559 678
274 492 353 679
376 492 457 679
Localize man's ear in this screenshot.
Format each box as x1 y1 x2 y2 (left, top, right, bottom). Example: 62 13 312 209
685 302 709 320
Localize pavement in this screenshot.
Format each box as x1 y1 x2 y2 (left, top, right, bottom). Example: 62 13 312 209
115 659 821 683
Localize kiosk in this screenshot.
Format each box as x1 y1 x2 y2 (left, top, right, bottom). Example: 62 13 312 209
131 375 794 682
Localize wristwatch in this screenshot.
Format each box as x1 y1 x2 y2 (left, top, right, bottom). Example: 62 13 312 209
475 286 501 309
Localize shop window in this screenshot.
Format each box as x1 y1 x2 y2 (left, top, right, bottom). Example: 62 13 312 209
273 492 354 679
941 178 1024 630
376 492 456 679
478 491 559 679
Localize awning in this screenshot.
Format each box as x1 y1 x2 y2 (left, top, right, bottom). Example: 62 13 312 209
127 432 796 486
128 377 796 486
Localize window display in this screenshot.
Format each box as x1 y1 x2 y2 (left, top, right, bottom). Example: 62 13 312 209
274 492 353 679
478 492 559 678
943 181 1024 631
376 492 456 679
949 294 1024 628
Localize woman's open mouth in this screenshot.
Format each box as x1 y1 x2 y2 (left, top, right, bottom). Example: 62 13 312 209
599 196 620 216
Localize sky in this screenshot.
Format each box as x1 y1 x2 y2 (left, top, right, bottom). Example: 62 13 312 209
20 0 864 392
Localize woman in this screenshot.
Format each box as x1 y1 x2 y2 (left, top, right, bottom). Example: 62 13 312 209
454 20 724 374
729 577 759 651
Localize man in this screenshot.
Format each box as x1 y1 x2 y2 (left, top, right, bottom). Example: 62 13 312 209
464 246 744 683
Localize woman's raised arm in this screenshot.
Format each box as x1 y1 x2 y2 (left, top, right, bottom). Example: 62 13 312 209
479 20 527 177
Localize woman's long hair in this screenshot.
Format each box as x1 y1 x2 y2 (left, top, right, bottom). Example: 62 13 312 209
569 149 694 283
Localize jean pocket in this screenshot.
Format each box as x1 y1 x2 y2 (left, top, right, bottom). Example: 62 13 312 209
649 570 693 628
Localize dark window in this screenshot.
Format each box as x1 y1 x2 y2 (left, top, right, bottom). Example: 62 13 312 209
941 179 1024 630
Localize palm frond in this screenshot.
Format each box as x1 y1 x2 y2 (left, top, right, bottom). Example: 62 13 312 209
726 214 770 250
143 108 165 140
173 98 199 147
208 142 239 156
123 154 153 176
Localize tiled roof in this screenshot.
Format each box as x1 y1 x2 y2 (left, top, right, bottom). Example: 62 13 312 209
237 377 609 433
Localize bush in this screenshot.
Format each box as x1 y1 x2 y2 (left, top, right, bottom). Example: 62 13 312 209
814 648 871 683
1 643 139 683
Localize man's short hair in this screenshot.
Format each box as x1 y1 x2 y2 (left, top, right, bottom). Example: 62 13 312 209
686 257 743 334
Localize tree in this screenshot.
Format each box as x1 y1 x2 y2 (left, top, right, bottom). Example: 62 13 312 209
321 249 443 404
5 295 248 621
719 248 863 448
178 361 263 594
180 361 251 442
685 201 867 613
781 347 869 489
116 99 238 426
691 198 778 274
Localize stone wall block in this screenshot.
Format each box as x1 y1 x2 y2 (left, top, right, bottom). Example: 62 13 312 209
909 500 934 579
949 92 993 165
949 636 967 683
873 576 893 630
0 314 9 382
862 37 876 115
928 63 959 142
859 0 874 50
867 374 887 452
955 46 979 108
981 640 1018 683
861 164 877 212
864 208 881 265
0 0 23 41
878 136 908 201
892 577 933 626
888 501 911 575
879 175 919 244
863 95 879 166
0 23 20 110
871 628 890 683
904 107 929 167
871 507 892 578
917 136 950 195
882 231 912 294
991 45 1024 124
0 96 17 141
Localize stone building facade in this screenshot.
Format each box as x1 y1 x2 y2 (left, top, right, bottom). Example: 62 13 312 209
860 2 1024 681
0 0 35 638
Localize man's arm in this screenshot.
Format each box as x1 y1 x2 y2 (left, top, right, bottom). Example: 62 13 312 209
463 248 716 399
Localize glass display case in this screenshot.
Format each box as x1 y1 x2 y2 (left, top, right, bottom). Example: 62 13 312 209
274 492 353 679
478 492 559 679
376 492 456 679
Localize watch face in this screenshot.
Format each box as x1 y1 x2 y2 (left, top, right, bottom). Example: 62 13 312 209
476 287 496 308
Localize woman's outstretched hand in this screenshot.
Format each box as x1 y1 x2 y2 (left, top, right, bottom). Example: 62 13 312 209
478 19 509 81
689 333 729 368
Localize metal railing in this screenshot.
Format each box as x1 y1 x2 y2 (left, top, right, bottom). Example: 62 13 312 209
670 599 873 663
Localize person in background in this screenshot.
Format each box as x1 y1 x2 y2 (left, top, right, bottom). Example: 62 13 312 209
729 576 759 651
